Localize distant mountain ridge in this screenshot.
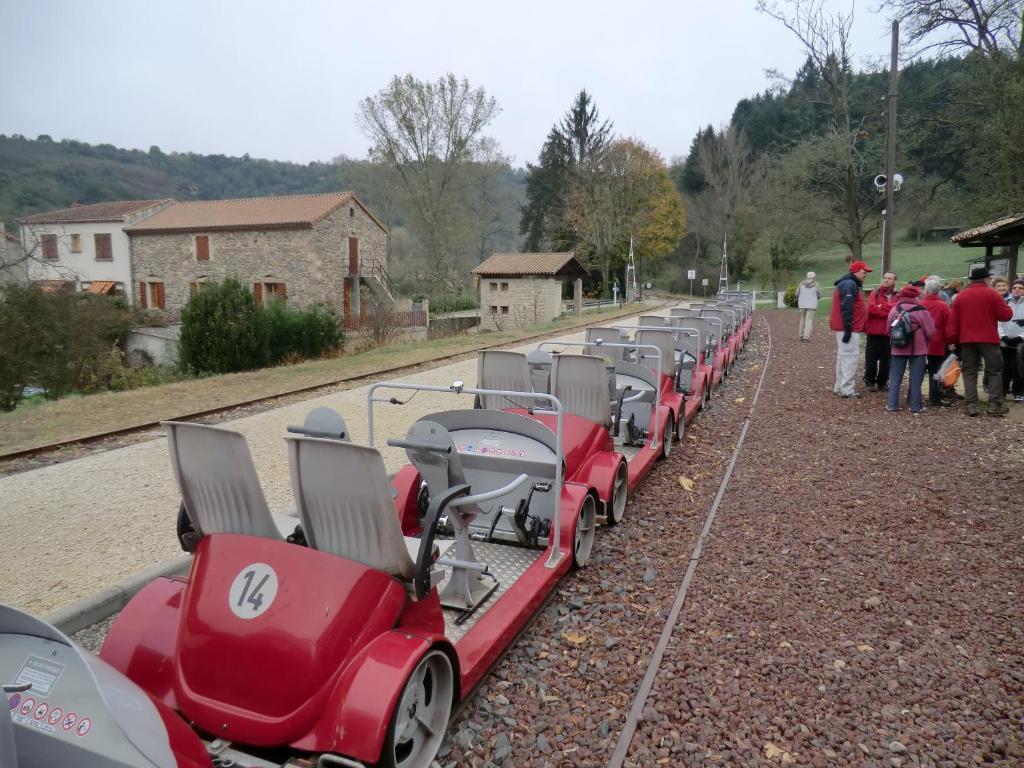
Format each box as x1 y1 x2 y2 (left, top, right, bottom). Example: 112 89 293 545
0 135 340 228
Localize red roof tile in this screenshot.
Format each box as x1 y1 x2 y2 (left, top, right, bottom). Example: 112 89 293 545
472 252 588 277
20 200 171 224
126 192 386 234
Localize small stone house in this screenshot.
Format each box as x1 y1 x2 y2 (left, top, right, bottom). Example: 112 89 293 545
472 252 588 330
126 192 390 321
18 199 173 302
1 225 28 291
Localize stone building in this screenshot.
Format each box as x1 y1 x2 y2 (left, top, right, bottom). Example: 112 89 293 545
126 192 390 321
18 199 172 302
1 224 28 291
472 252 588 330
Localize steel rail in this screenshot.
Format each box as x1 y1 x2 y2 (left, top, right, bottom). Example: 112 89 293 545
607 312 771 768
0 302 672 465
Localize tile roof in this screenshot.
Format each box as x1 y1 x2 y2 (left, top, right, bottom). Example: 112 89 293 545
472 252 588 277
87 281 116 295
126 192 385 234
20 200 171 224
951 212 1024 244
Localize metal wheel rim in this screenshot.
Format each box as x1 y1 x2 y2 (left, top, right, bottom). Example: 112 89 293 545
609 462 628 524
676 411 686 441
573 496 597 567
390 650 454 768
662 416 673 458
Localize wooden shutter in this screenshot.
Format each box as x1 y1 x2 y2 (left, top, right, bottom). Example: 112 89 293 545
253 282 263 305
277 283 286 304
94 233 112 261
42 234 57 260
138 282 148 308
153 282 165 309
196 235 209 261
348 237 359 274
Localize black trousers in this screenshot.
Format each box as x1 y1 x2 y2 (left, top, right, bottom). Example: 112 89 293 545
1002 343 1024 396
926 354 946 404
864 334 891 387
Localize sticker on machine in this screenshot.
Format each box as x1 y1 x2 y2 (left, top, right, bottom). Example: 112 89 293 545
228 563 279 619
47 705 63 726
13 655 65 696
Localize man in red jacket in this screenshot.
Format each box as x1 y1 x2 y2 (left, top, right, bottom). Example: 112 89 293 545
863 271 898 391
948 266 1014 416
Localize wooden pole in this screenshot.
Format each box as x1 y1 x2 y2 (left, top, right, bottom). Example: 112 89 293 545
883 20 899 275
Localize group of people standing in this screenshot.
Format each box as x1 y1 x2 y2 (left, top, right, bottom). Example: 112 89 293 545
797 262 1024 416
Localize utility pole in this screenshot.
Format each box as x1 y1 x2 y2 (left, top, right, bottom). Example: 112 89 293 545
882 20 899 275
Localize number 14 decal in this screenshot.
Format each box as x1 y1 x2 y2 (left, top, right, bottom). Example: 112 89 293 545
228 563 278 619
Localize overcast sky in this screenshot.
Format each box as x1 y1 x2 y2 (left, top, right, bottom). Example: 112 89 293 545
1 0 896 168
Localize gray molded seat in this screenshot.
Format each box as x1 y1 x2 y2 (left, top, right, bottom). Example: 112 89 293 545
285 435 416 580
163 421 295 541
584 327 628 360
635 329 677 380
670 307 700 318
550 354 612 427
638 315 670 329
477 350 543 410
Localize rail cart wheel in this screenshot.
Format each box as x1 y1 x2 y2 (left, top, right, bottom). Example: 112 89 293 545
573 495 597 569
606 461 628 526
676 410 686 442
380 650 455 768
660 415 674 460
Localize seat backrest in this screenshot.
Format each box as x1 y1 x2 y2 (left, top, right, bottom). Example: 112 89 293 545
635 330 677 379
403 420 481 528
670 308 700 318
477 350 542 410
162 421 280 540
638 315 669 329
585 327 627 360
550 354 612 427
285 436 414 580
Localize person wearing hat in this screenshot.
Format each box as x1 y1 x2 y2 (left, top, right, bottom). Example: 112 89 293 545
796 271 821 341
885 284 935 413
947 266 1014 416
829 260 871 397
863 270 899 392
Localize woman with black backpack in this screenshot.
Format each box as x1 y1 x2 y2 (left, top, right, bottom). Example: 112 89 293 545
886 284 936 414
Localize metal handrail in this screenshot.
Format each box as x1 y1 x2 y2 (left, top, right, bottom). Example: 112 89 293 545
367 381 567 568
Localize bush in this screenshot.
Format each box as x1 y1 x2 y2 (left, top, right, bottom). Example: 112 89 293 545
180 279 342 375
424 291 478 315
783 284 799 308
0 285 136 410
264 301 341 364
179 278 270 374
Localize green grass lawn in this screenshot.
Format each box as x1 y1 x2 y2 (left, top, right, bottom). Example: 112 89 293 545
791 240 974 317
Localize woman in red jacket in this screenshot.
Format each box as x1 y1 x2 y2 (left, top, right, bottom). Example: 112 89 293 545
921 277 952 407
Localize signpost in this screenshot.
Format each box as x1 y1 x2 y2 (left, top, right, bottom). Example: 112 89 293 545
701 277 708 297
687 269 696 296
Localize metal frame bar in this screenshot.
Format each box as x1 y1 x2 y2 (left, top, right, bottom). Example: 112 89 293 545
537 340 663 450
367 381 566 568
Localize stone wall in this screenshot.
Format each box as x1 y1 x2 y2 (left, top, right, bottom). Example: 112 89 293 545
129 202 388 316
479 277 563 330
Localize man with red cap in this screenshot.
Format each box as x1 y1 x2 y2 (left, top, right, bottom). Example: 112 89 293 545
948 266 1013 416
829 259 871 397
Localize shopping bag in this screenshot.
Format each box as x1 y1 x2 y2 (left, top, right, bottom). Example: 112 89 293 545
935 353 961 387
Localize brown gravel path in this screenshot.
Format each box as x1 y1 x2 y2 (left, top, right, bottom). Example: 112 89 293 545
628 310 1024 767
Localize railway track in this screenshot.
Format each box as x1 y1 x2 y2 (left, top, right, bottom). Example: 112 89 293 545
0 301 670 476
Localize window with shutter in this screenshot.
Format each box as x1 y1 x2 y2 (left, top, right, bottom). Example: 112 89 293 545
138 282 148 308
151 282 165 309
94 233 113 261
70 234 82 253
196 235 209 261
253 283 263 305
265 282 287 304
41 234 58 260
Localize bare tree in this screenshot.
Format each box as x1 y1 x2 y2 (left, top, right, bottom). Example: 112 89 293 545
877 0 1023 58
356 74 500 291
695 125 762 265
2 224 77 286
758 0 880 259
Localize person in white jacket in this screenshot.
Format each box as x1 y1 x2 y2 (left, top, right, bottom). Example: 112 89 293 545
796 271 821 341
998 279 1024 401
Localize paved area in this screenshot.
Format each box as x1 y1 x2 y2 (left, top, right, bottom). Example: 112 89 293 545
1 316 648 615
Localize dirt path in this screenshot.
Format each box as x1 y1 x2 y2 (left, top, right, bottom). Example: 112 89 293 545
627 311 1024 766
